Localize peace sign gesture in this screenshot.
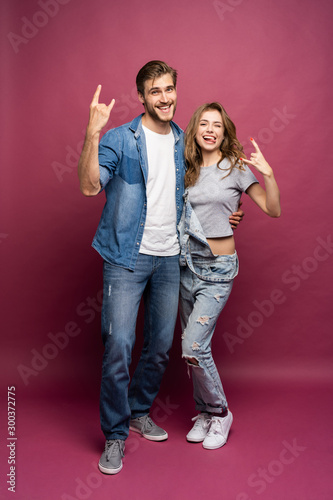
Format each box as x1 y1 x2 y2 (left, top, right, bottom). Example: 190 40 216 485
88 84 115 136
241 138 273 177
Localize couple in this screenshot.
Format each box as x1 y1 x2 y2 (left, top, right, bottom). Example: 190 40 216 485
78 60 281 475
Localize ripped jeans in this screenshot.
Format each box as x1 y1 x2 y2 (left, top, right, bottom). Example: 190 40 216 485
178 191 238 414
179 254 238 413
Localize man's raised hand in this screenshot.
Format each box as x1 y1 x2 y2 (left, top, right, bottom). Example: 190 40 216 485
87 85 115 136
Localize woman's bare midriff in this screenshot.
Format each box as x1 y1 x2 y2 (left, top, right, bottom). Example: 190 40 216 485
207 235 235 256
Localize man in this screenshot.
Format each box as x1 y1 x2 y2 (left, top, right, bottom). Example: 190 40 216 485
78 61 243 474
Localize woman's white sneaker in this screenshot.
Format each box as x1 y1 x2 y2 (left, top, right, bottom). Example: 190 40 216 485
186 413 211 442
202 411 233 450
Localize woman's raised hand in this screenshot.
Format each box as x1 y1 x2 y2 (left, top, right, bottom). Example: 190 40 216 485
241 138 273 177
88 85 115 136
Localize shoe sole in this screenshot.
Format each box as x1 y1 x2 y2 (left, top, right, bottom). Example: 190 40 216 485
202 439 227 450
98 461 123 474
186 436 206 443
129 426 168 441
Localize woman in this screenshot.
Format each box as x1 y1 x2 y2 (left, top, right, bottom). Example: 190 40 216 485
178 102 280 450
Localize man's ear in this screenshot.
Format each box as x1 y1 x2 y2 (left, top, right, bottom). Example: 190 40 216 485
138 91 145 105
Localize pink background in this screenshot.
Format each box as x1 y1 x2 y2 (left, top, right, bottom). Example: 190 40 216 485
1 0 332 499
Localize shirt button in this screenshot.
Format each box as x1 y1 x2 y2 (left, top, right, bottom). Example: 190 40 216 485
137 242 139 245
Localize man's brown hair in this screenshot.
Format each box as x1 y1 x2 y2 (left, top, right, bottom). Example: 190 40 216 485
136 60 177 96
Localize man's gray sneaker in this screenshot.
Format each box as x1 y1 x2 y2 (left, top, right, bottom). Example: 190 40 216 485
129 414 168 441
98 439 125 474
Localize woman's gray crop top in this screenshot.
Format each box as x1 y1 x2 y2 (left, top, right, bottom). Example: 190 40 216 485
187 159 259 238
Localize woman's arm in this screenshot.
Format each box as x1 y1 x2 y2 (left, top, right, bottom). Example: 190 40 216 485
241 138 281 218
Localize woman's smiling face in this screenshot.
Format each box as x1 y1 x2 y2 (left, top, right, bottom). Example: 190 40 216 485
195 109 224 154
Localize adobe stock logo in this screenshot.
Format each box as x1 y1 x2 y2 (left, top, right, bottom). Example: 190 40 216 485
213 0 246 21
236 438 307 499
223 235 333 353
7 0 72 54
61 396 179 499
17 289 104 386
52 86 141 183
242 106 296 153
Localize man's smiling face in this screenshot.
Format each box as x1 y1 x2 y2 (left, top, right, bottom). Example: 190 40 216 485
139 73 177 124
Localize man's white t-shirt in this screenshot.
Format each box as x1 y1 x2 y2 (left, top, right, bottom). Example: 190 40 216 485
139 125 180 256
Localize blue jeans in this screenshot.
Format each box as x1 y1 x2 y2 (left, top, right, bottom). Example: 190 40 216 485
179 253 238 414
100 254 180 440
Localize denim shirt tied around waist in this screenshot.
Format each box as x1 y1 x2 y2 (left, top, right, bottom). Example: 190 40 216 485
91 114 185 271
178 189 239 283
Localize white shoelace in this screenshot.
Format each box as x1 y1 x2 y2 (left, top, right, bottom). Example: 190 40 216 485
191 414 210 430
206 417 225 436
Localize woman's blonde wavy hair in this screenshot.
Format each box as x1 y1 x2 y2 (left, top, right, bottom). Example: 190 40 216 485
184 102 245 187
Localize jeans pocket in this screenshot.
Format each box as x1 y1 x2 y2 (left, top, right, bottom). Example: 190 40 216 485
192 255 238 283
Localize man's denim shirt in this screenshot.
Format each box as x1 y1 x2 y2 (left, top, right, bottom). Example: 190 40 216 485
92 114 185 271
